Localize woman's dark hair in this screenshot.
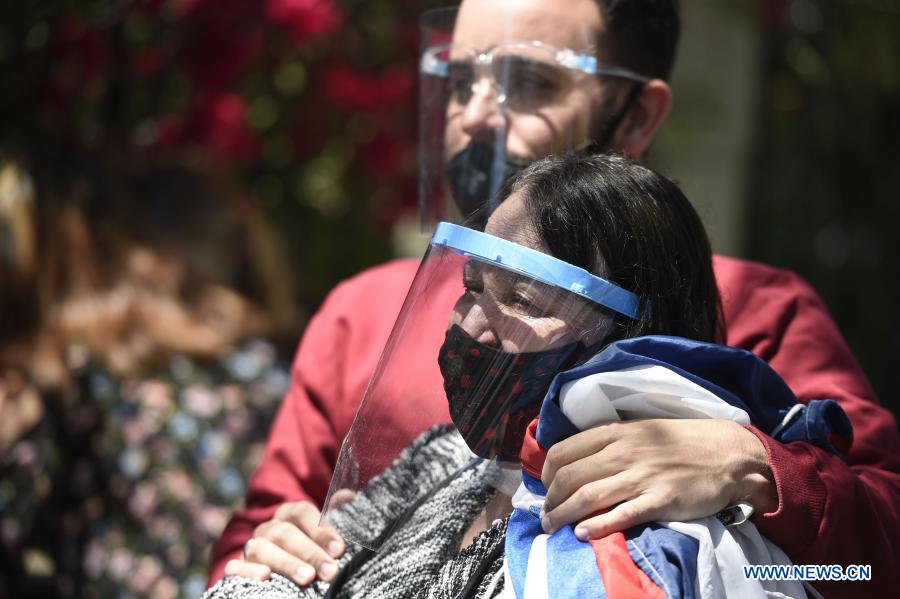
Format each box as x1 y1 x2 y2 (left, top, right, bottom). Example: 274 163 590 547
501 152 723 344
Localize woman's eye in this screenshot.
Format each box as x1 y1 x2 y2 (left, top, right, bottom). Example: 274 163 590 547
510 293 541 315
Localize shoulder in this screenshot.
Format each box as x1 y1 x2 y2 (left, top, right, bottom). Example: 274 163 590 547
401 423 470 469
712 255 858 378
712 254 824 317
323 258 421 310
357 424 469 503
713 254 813 294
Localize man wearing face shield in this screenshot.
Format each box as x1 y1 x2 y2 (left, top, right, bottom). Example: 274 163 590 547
209 0 900 594
418 5 653 229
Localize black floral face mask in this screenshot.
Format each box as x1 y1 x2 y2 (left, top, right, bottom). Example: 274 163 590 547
437 324 582 461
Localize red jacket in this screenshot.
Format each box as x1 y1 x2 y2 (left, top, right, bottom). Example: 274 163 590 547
209 256 900 596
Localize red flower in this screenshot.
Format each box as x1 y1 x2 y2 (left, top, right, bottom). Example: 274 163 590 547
264 0 342 43
322 63 414 112
206 94 257 159
158 93 259 162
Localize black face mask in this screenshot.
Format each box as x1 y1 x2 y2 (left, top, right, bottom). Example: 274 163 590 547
444 141 531 229
437 324 583 461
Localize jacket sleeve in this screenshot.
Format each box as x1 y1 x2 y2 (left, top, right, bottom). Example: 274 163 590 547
720 259 900 595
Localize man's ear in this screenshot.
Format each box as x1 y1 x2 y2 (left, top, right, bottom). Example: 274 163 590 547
612 79 672 158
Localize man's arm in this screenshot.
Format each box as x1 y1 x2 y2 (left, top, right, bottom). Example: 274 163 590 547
720 260 900 596
719 257 900 595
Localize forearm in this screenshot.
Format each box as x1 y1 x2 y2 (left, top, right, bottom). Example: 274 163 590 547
721 262 900 591
747 427 900 595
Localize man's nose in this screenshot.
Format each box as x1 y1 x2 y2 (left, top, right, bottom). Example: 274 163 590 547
460 78 506 141
459 301 500 347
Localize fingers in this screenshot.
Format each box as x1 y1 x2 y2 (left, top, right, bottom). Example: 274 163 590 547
542 448 625 513
541 424 622 489
251 520 339 582
541 471 636 534
274 501 345 560
233 501 347 586
572 493 664 541
224 558 271 581
242 536 322 586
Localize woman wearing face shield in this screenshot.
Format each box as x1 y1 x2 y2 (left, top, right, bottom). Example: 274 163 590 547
206 153 850 599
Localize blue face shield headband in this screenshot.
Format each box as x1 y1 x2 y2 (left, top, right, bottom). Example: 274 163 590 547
432 222 645 320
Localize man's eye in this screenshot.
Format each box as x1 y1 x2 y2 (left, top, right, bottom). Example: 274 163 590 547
448 68 475 100
507 73 558 98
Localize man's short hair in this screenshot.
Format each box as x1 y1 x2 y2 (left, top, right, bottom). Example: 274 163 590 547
596 0 681 80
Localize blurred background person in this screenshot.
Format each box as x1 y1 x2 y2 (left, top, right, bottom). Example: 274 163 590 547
0 151 300 598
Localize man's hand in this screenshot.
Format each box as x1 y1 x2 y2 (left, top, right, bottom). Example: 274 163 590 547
539 419 777 539
224 500 347 586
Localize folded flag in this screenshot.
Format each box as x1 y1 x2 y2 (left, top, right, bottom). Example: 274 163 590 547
504 335 851 599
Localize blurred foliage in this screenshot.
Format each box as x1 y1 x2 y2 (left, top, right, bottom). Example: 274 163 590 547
746 0 900 407
2 0 897 410
0 0 444 309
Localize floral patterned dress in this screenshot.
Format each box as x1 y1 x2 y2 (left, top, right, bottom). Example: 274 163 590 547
0 339 288 599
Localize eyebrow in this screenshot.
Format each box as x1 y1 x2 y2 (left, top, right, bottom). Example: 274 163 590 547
498 54 559 72
467 259 543 289
447 54 559 73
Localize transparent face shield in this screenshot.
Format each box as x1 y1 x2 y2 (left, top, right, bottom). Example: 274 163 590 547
418 6 648 231
322 223 641 550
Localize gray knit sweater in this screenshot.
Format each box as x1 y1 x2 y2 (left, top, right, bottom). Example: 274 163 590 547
204 426 508 599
